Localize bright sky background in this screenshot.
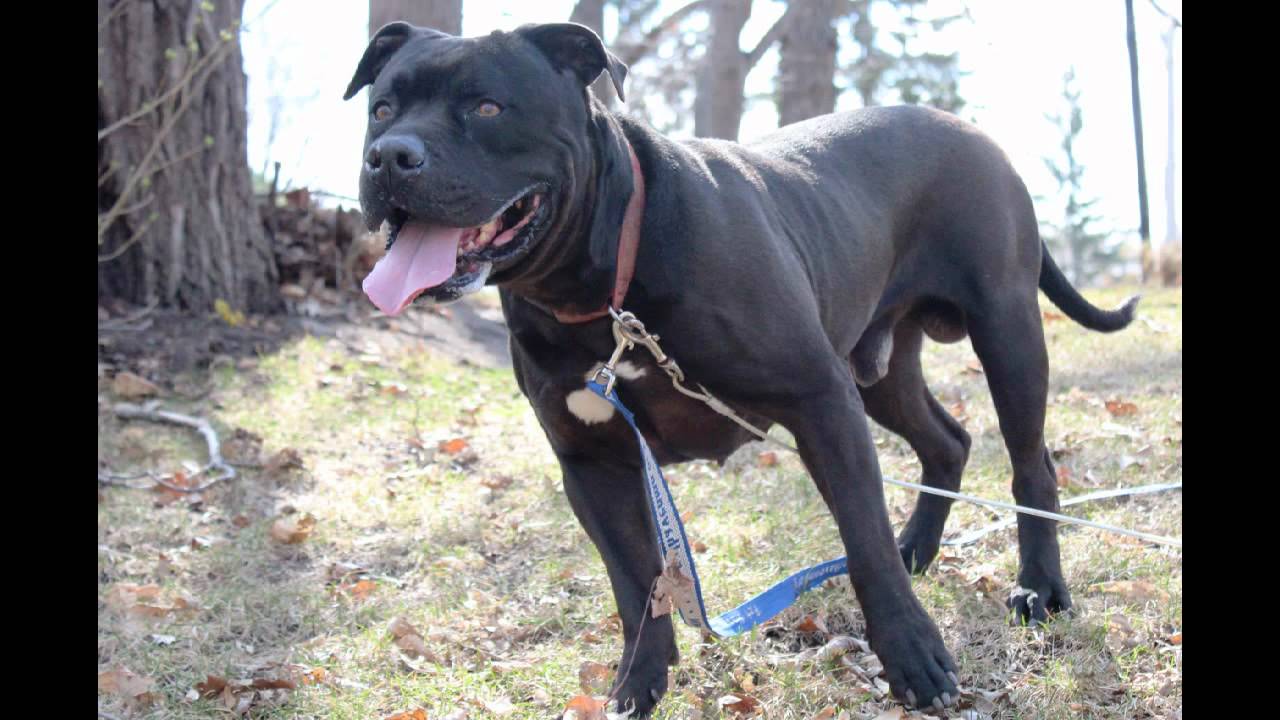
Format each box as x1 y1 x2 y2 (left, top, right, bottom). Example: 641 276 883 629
241 0 1182 249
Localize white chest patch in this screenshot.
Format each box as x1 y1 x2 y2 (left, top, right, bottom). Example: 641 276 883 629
564 361 648 425
566 388 616 425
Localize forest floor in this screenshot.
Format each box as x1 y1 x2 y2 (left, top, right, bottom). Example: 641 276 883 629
97 285 1182 719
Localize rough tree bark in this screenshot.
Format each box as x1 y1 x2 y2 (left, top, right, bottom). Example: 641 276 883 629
369 0 462 36
97 0 279 313
777 0 842 126
694 0 753 140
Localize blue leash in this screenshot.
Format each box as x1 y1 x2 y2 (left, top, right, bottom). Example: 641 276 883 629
586 380 848 637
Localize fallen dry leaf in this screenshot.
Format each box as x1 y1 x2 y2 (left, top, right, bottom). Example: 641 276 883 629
223 428 264 465
269 513 316 544
384 711 428 720
812 706 837 720
1090 580 1171 604
389 617 438 662
794 615 828 634
651 549 696 619
963 360 984 374
1042 310 1066 322
967 565 1001 595
106 583 162 609
873 709 907 720
814 635 865 662
718 693 760 716
99 667 157 708
692 540 708 553
578 661 611 695
1169 631 1182 645
195 675 230 697
106 582 198 622
480 474 514 490
439 438 470 455
113 371 161 398
342 578 377 601
563 694 607 720
1105 400 1139 417
757 451 778 467
264 448 304 477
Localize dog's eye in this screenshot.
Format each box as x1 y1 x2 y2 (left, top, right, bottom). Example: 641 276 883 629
372 103 393 122
474 101 502 118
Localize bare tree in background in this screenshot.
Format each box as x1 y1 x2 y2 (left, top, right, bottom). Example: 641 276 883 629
1162 19 1179 249
369 0 461 36
694 0 792 140
776 0 843 126
610 1 708 133
98 0 279 313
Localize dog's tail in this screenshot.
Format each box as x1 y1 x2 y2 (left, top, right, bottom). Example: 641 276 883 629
1038 242 1140 332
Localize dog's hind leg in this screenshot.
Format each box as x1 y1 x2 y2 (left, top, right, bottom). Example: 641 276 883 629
558 455 677 717
966 296 1072 624
857 321 971 574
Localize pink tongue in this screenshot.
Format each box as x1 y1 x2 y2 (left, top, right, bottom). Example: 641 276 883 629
362 221 463 316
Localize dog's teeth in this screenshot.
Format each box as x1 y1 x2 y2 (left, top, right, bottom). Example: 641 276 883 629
477 219 501 246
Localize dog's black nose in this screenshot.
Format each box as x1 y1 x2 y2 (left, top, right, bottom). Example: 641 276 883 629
365 135 426 180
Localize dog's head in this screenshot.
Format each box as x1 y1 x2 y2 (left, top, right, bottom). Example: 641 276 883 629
345 21 629 313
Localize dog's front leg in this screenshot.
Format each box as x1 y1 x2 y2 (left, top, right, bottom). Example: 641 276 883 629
774 374 960 712
558 454 677 717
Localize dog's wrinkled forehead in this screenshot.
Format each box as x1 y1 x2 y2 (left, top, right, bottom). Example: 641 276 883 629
344 22 626 105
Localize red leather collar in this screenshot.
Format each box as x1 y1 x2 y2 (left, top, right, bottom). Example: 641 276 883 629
552 140 645 324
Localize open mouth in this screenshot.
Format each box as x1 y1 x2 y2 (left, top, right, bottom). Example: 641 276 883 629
363 188 548 315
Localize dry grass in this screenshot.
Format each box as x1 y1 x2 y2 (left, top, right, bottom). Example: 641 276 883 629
97 286 1181 719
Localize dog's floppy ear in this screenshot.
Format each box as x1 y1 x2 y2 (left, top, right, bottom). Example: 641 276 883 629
516 23 628 102
344 22 443 101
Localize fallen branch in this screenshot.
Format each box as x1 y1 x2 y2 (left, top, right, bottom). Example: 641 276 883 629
103 402 237 492
98 299 159 331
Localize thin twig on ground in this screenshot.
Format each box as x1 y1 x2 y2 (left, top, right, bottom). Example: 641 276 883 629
98 299 159 331
102 403 237 493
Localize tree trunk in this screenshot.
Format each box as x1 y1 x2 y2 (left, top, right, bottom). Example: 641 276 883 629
570 0 617 107
1124 0 1152 283
370 0 462 36
777 0 841 126
97 0 279 313
694 0 752 140
1163 20 1178 248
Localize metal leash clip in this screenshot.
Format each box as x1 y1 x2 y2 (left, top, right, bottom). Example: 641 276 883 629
608 307 685 383
591 315 634 397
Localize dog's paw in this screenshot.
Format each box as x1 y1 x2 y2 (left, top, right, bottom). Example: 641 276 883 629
871 614 960 713
1007 575 1072 626
896 518 942 575
609 660 668 718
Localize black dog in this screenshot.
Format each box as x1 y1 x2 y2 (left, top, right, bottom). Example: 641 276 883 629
346 21 1137 715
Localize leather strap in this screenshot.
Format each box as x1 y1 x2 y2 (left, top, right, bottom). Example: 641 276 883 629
552 139 645 324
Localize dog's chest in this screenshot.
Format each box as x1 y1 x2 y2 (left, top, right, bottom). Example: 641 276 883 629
529 355 757 465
